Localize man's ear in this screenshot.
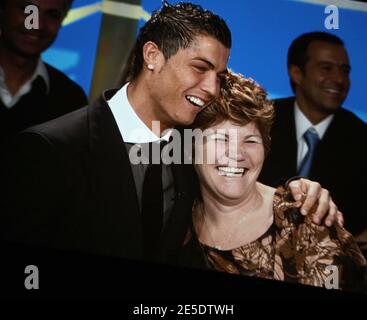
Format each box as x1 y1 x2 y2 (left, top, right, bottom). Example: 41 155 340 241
142 41 165 72
288 64 303 87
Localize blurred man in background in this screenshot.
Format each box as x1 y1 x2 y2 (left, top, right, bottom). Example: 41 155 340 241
0 0 87 144
260 32 367 239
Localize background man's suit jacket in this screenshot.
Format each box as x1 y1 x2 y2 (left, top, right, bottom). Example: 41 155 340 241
1 90 197 263
259 97 367 236
0 63 88 144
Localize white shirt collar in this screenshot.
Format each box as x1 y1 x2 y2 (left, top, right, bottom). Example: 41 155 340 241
0 59 50 108
108 83 172 144
294 101 334 141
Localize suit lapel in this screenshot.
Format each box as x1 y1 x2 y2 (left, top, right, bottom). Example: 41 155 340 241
269 98 298 178
86 90 142 259
309 109 341 177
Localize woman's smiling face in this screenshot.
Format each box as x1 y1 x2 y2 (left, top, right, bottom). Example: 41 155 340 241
194 120 265 204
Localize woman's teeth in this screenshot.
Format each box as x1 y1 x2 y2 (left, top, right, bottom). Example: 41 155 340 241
217 166 245 177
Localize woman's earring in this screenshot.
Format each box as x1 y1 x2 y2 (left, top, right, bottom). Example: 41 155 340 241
147 64 154 70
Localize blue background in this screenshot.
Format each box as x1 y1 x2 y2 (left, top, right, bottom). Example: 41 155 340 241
43 0 367 122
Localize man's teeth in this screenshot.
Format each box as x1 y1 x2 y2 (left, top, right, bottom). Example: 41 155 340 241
186 95 205 107
217 167 245 177
325 88 340 94
26 34 40 40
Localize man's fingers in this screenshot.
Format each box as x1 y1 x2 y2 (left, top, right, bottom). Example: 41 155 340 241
288 179 342 228
323 200 338 227
288 179 304 201
300 181 321 216
336 210 344 227
310 188 329 223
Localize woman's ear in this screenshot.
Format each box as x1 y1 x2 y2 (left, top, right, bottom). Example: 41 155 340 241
142 41 165 72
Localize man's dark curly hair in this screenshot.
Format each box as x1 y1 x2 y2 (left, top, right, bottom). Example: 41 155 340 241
120 1 231 84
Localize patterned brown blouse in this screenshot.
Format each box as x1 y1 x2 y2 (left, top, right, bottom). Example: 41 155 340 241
181 187 367 290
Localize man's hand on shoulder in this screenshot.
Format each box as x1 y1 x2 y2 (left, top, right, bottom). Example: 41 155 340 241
287 178 344 227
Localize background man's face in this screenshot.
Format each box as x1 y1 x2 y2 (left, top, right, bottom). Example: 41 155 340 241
296 41 350 115
0 0 66 58
148 35 230 128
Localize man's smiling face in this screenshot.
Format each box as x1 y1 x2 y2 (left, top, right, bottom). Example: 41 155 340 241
295 40 350 116
147 35 230 128
0 0 66 58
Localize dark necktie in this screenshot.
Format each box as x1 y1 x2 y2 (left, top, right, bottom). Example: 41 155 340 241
141 141 166 259
297 128 320 177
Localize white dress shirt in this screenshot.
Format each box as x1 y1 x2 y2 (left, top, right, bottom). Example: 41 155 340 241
294 102 334 169
108 82 171 144
107 83 175 221
0 59 50 108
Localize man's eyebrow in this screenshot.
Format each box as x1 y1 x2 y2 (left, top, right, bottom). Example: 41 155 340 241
317 60 351 69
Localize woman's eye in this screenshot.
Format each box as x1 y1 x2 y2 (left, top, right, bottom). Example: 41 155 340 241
245 139 262 144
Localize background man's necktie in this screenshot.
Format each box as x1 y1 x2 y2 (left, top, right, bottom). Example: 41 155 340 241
297 128 320 177
141 141 166 259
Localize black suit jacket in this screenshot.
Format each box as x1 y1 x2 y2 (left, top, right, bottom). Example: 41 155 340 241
0 62 88 144
1 90 197 263
259 97 367 235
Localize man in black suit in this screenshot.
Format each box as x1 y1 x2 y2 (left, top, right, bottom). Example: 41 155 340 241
259 32 366 236
0 0 87 144
1 4 341 265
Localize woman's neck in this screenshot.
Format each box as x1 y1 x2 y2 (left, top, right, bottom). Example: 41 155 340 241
200 183 264 226
196 183 276 249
